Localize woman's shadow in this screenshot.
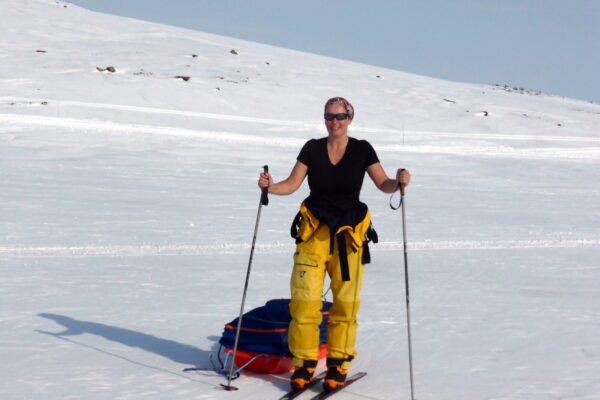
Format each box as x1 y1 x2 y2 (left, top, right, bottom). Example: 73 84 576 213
37 313 214 372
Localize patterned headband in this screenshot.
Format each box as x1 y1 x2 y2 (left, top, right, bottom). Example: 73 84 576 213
324 97 354 119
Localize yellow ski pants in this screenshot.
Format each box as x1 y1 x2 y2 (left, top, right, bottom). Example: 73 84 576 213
289 223 365 369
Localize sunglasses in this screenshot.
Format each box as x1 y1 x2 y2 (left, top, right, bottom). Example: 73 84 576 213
324 113 350 121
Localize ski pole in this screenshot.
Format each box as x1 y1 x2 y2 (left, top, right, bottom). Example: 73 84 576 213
221 165 269 391
399 179 415 400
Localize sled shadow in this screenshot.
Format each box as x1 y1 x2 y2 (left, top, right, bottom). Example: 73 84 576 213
35 314 300 393
36 313 213 370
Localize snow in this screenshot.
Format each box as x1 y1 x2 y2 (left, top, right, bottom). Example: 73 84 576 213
1 0 599 399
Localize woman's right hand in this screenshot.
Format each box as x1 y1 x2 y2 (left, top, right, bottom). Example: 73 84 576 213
258 172 272 190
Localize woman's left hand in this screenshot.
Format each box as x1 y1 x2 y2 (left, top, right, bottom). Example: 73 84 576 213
396 169 411 187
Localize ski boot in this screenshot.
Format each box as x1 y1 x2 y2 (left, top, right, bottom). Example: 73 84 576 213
323 358 349 392
290 359 317 390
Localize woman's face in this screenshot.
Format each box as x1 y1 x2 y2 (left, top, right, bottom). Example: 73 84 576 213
324 103 352 139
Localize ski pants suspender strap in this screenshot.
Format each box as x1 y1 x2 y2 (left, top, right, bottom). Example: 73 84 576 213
362 242 371 265
361 223 379 265
336 233 351 282
290 211 302 243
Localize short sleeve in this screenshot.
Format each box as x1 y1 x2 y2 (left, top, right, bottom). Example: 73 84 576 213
362 140 379 168
297 139 315 167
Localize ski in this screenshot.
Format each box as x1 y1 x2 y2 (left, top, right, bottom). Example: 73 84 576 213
307 372 367 400
278 372 326 400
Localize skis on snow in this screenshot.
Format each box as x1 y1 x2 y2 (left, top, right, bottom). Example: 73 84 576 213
308 372 367 400
278 371 367 400
278 372 326 400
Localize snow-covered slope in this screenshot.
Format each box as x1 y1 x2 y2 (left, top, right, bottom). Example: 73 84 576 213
1 1 599 399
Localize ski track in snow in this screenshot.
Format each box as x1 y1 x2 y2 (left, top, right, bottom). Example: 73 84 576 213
3 96 599 143
2 97 600 162
2 238 599 258
3 112 600 161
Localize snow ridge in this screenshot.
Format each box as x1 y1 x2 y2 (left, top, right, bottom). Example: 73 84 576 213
2 238 599 258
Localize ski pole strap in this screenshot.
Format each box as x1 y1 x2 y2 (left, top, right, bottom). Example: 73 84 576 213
389 184 403 210
260 165 269 206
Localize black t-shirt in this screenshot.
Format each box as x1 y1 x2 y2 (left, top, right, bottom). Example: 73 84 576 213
297 137 379 215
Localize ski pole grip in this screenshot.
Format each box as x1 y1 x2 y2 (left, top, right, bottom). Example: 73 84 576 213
399 168 407 196
260 165 269 206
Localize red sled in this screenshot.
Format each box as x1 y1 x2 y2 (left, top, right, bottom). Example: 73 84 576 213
224 343 328 374
215 299 332 376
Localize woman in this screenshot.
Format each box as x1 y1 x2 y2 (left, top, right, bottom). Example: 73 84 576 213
258 97 411 392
